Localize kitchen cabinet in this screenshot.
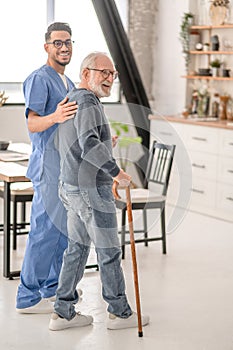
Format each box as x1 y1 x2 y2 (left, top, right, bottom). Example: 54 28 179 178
149 115 233 222
216 128 233 216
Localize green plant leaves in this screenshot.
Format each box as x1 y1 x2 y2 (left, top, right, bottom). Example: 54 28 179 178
118 136 142 148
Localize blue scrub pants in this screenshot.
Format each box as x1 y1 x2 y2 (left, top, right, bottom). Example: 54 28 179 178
16 183 68 309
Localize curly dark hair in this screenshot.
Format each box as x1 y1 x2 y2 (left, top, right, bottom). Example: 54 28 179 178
45 22 72 42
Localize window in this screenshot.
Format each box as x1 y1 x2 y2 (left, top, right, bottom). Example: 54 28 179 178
0 0 128 104
0 0 47 103
0 0 47 82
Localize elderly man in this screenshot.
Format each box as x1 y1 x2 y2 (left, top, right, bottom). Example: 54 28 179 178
49 52 149 331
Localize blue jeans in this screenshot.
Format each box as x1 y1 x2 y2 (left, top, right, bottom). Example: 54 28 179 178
54 181 132 320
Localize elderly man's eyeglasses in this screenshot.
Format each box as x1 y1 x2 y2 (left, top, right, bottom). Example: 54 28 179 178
46 39 74 49
87 68 118 80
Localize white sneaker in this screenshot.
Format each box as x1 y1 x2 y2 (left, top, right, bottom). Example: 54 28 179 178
16 299 54 314
48 288 83 302
107 311 149 330
49 312 93 331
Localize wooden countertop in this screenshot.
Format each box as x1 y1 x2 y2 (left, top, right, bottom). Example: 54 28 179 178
148 114 233 131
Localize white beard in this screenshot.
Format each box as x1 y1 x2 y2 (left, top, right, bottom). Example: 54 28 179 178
89 77 111 98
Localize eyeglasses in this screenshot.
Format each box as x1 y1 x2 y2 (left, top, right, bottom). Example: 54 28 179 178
46 39 74 49
87 68 118 80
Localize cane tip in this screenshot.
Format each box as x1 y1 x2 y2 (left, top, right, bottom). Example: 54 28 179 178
138 331 143 337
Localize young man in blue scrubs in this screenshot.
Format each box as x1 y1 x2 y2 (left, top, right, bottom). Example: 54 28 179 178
16 22 78 313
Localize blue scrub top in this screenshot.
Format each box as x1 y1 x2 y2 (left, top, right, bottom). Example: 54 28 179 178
24 65 75 185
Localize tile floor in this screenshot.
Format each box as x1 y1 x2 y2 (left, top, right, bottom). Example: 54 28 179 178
0 206 233 350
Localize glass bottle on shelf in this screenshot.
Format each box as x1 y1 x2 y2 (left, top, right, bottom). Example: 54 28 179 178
219 95 230 120
211 93 220 118
197 91 210 117
226 97 233 121
191 89 199 115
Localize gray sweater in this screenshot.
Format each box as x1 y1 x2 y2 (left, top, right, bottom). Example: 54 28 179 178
54 88 120 188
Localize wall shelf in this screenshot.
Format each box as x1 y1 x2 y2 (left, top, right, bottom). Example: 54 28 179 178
191 24 233 30
182 75 233 80
190 50 233 54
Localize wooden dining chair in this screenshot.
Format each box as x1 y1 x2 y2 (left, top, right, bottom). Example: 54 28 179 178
115 141 176 259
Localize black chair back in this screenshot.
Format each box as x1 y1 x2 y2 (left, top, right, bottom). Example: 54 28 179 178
144 141 176 196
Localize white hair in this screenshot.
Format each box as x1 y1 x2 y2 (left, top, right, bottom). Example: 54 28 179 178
79 51 110 79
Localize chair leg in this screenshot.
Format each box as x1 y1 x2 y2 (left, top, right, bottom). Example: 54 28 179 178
161 207 167 254
21 202 26 229
13 201 17 250
121 208 126 259
143 209 148 247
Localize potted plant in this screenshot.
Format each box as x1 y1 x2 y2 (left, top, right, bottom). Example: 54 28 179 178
179 12 194 71
210 58 222 77
109 120 142 172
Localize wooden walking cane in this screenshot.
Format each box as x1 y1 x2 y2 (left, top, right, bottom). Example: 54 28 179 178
112 180 143 337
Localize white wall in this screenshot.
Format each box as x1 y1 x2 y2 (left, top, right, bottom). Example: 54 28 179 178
152 0 189 115
0 106 30 143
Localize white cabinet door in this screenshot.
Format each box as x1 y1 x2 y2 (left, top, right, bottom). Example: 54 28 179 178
185 125 219 154
167 172 192 212
190 177 216 209
150 119 186 146
189 151 218 180
219 129 233 157
218 156 233 185
216 183 233 214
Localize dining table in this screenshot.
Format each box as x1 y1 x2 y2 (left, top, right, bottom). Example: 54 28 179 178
0 155 30 279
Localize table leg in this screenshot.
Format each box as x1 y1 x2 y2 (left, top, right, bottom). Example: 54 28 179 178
3 182 21 279
3 181 11 278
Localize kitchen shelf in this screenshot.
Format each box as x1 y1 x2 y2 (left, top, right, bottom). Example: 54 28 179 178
184 24 233 81
182 75 233 80
191 24 233 30
183 20 233 119
190 50 233 54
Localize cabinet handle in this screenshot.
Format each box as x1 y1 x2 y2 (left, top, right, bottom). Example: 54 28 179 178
226 197 233 202
229 142 233 146
160 131 172 136
191 188 205 194
192 163 206 169
192 136 207 142
227 169 233 174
